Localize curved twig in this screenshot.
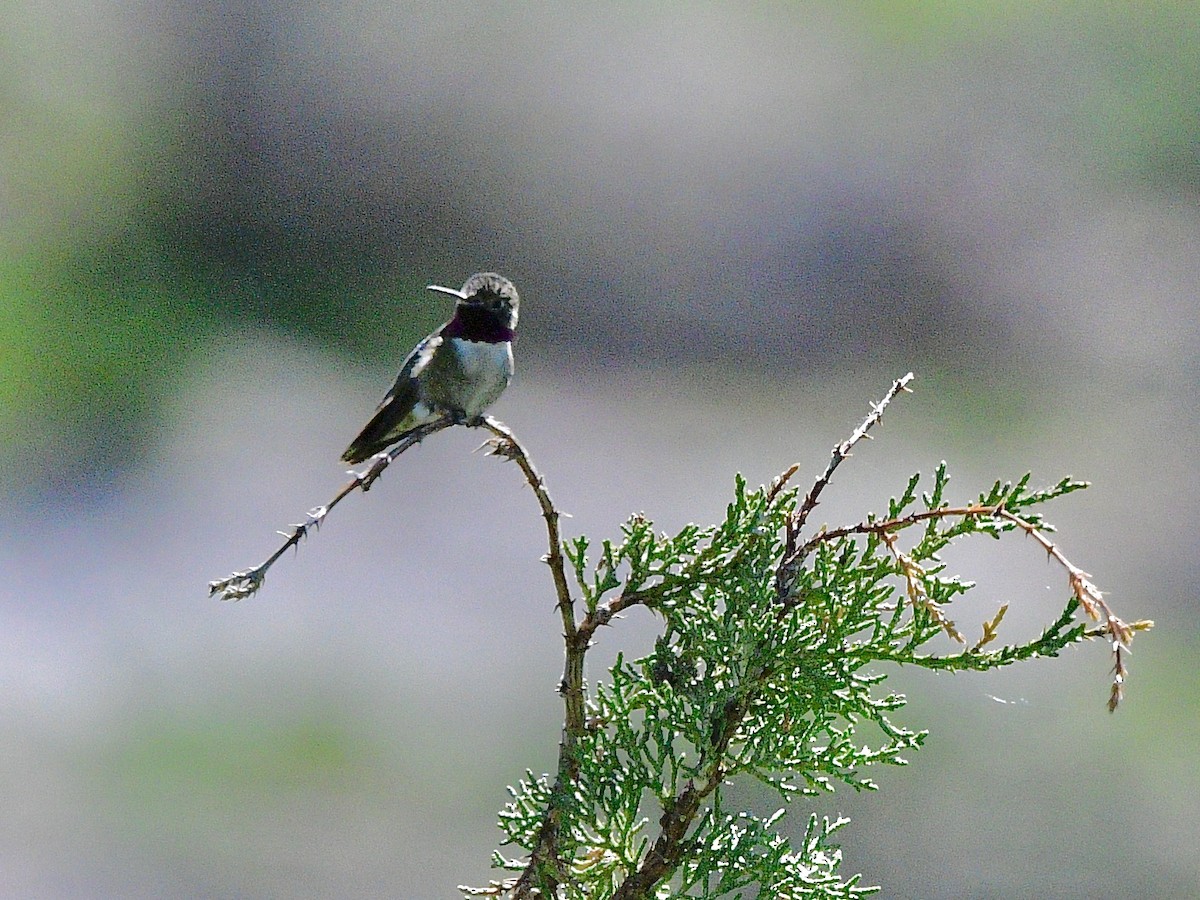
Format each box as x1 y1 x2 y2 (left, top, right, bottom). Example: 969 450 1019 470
476 418 583 897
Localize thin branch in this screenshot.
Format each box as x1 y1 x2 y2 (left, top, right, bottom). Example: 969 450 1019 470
765 462 801 505
776 372 914 598
878 529 965 643
794 502 1154 710
576 587 659 647
791 372 914 537
478 419 579 656
211 413 585 894
994 508 1153 712
795 502 1002 561
207 416 456 601
478 419 584 899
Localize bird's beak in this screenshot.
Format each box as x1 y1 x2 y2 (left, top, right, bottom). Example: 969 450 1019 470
426 284 466 299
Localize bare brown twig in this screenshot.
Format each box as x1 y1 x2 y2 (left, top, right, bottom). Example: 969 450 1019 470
775 372 914 599
793 503 1001 561
878 529 965 643
794 502 1153 711
994 508 1152 712
476 420 582 899
575 588 659 646
207 415 457 601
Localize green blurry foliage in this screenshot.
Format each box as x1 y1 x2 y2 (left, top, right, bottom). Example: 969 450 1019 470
0 229 432 488
0 243 203 484
855 0 1200 189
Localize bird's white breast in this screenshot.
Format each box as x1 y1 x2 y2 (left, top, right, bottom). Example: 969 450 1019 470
449 338 514 417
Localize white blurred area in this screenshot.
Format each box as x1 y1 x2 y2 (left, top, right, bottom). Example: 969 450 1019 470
2 2 1197 896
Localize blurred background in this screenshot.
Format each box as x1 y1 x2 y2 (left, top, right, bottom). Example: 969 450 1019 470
2 1 1197 896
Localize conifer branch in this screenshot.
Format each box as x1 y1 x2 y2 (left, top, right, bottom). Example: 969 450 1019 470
794 502 1153 710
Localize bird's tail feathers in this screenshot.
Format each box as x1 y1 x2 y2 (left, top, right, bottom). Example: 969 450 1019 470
341 405 405 464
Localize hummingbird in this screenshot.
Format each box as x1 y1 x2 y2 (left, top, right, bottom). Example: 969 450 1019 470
341 272 519 464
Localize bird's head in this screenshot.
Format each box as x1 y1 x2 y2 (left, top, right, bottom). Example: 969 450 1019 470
428 272 519 330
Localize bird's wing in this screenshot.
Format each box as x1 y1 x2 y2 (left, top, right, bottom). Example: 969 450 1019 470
340 331 442 463
376 330 441 412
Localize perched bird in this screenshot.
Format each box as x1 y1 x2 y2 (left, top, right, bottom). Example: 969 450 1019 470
341 272 519 464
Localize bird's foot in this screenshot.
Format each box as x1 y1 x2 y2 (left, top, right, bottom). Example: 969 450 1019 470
448 409 485 427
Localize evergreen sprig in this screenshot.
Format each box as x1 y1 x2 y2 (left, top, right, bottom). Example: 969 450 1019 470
462 373 1151 899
